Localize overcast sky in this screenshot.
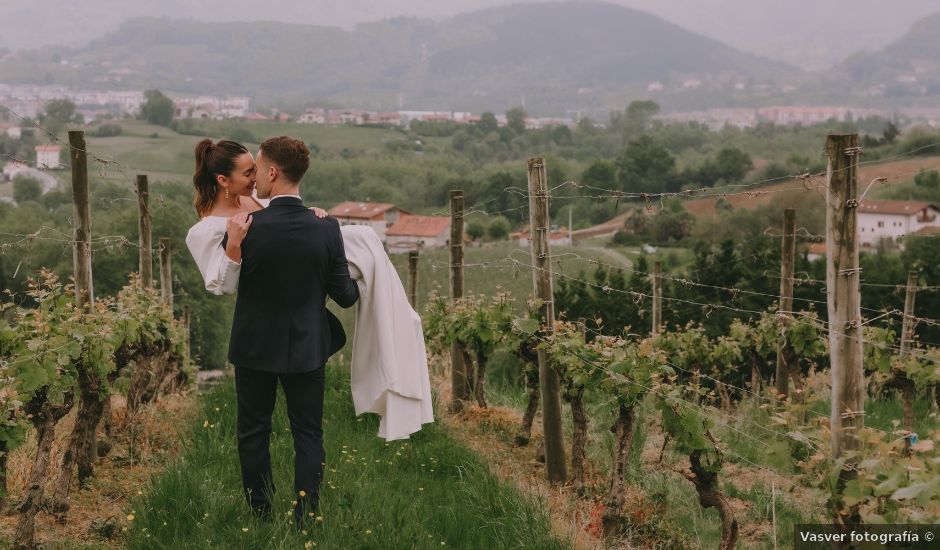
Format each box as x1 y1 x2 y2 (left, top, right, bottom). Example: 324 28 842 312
1 0 937 70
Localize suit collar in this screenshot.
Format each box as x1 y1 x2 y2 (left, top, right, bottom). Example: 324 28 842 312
268 196 304 207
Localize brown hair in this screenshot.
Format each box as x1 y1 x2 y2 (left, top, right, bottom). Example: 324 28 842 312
259 136 309 183
193 139 249 217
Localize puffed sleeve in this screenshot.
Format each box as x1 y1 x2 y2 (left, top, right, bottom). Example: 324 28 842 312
185 219 241 295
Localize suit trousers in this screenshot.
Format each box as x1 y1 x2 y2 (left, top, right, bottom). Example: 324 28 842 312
234 366 326 520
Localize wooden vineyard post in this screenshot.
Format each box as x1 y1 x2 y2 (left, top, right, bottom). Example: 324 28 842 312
527 157 567 483
137 174 152 288
825 134 864 530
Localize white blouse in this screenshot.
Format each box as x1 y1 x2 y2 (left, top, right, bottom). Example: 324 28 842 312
185 216 241 295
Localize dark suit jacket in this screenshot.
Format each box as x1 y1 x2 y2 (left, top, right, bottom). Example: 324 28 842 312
228 196 359 373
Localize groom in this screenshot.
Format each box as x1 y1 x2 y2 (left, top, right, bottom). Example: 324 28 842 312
224 136 359 525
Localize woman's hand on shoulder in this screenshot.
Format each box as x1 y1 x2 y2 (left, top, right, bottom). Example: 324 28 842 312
226 212 252 246
309 206 328 219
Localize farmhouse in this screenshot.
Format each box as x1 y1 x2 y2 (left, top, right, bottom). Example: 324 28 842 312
385 215 451 253
328 201 413 242
857 200 940 248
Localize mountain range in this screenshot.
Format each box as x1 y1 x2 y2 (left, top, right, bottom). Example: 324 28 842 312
0 2 801 112
1 2 938 113
833 13 940 101
2 0 939 71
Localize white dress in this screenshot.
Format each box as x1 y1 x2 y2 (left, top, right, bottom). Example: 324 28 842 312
341 225 435 441
184 208 434 441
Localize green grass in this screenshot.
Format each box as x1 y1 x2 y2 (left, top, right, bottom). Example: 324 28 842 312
125 360 569 550
326 242 599 332
607 244 694 272
385 242 632 316
86 121 203 185
81 119 451 190
807 393 940 437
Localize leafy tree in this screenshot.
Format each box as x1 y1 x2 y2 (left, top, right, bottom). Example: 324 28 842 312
141 89 175 126
411 119 459 137
622 99 660 137
692 147 753 187
882 120 900 144
477 171 528 225
713 147 753 182
477 112 499 135
650 210 693 243
487 216 512 241
617 135 676 194
576 117 597 135
550 125 573 145
914 169 940 189
40 99 80 133
466 220 486 241
451 129 473 151
505 107 527 135
12 176 41 203
581 159 617 189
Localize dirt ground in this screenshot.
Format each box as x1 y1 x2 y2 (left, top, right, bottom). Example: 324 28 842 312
0 392 200 548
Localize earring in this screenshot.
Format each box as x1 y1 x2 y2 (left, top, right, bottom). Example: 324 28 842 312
225 188 230 199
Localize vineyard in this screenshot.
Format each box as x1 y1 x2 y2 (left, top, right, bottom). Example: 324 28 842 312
0 120 939 549
418 141 940 548
424 293 940 547
0 130 193 550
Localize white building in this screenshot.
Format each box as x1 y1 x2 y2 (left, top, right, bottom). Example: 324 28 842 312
857 200 940 248
35 145 61 169
298 108 327 124
0 121 21 139
385 215 451 253
328 201 413 242
173 95 249 119
220 96 250 118
337 111 365 125
2 161 29 181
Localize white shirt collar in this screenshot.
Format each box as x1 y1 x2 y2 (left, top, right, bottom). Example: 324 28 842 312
269 194 302 201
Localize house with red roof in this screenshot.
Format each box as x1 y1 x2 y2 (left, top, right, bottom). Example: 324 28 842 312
385 215 451 253
328 201 413 242
857 200 940 248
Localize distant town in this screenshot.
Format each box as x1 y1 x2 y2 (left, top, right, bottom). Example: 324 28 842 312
5 83 940 132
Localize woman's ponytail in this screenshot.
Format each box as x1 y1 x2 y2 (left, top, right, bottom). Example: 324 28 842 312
193 139 216 217
192 139 249 217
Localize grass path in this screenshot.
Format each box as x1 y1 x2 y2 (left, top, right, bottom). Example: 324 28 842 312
125 361 570 550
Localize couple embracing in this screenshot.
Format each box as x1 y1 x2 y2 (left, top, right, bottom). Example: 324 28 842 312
184 136 433 526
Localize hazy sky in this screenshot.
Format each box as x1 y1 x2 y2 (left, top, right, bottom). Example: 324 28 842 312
1 0 937 69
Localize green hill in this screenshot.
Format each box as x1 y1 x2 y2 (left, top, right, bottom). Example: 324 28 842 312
0 2 801 112
834 12 940 99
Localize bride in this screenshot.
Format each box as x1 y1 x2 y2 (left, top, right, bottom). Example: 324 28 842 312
184 138 433 441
